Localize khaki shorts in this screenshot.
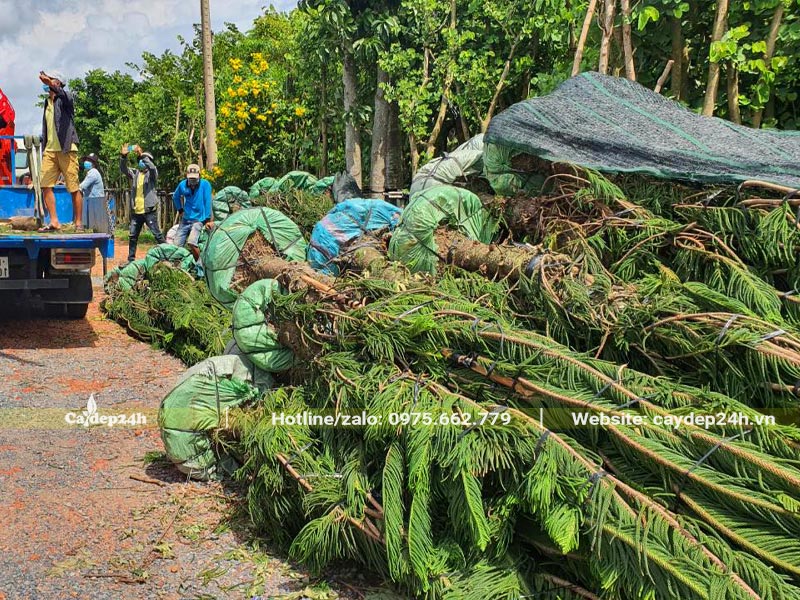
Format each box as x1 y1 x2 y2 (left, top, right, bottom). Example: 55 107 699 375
41 150 80 193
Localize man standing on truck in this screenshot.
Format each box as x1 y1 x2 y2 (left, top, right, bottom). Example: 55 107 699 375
38 70 83 232
0 86 14 186
120 144 165 264
172 164 213 260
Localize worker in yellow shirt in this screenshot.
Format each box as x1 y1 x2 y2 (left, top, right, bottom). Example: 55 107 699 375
119 144 165 264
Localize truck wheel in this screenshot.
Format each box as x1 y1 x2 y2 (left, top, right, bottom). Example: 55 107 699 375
43 303 65 317
65 303 89 319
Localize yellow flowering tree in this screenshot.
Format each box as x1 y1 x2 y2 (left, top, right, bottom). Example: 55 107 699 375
216 38 313 184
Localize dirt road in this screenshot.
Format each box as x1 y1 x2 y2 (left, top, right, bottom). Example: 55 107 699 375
0 240 358 600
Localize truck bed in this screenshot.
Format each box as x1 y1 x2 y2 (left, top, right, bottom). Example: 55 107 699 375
0 230 114 274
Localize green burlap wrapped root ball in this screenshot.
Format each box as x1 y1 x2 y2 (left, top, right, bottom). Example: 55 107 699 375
249 171 334 198
103 255 158 293
159 354 272 480
388 185 499 274
104 244 198 294
201 207 308 308
269 170 320 193
145 243 197 274
232 279 295 373
249 177 277 199
309 175 335 195
213 186 252 222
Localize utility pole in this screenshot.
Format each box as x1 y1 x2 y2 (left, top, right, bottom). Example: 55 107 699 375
200 0 218 168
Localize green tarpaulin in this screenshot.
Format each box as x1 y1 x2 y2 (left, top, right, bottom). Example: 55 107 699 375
159 354 271 480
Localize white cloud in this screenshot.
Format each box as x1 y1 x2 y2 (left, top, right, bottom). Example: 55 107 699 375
0 0 297 138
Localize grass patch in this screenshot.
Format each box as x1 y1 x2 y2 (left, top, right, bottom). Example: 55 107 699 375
115 227 158 243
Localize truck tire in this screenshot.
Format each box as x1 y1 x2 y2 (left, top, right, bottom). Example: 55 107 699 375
65 303 89 319
43 303 89 319
43 303 65 317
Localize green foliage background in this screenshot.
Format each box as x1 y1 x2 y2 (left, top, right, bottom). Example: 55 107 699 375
69 0 800 192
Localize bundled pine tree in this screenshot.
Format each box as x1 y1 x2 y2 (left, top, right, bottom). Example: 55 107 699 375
225 267 800 599
102 264 232 365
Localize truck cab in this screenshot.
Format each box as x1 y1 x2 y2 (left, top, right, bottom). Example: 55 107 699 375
0 135 114 318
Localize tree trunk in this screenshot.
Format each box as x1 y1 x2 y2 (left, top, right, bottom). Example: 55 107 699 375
612 25 624 76
598 0 616 75
670 17 684 99
572 0 598 76
409 132 420 177
654 60 674 94
764 95 775 123
425 0 457 158
320 64 329 177
481 33 525 132
727 63 741 124
172 96 184 174
680 45 690 100
342 44 362 188
370 66 391 196
751 3 784 128
386 101 404 190
435 229 556 282
620 0 636 80
407 47 432 175
702 0 729 117
682 0 699 101
426 74 453 158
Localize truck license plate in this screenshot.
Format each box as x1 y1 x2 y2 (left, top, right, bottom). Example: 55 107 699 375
0 257 8 278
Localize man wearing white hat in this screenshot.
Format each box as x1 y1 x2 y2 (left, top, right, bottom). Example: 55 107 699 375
172 163 213 260
37 69 82 232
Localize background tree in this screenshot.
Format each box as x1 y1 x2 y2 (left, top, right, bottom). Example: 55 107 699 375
69 0 800 197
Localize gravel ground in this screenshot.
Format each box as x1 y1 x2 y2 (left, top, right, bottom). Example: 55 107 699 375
0 237 368 600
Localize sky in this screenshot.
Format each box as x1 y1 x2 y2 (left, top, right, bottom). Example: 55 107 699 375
0 0 297 137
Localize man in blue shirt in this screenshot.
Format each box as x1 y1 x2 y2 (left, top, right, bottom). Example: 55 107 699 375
172 163 212 259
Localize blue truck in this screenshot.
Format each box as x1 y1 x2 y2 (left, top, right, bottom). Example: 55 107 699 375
0 135 114 318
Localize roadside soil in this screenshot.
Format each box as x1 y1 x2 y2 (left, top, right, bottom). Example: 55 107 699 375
0 236 366 600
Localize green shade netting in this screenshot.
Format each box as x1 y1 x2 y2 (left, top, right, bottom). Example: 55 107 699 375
202 207 308 308
484 72 800 193
159 354 272 480
388 185 498 274
232 279 294 373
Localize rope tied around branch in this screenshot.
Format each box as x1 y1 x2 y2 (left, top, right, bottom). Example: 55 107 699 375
671 430 747 509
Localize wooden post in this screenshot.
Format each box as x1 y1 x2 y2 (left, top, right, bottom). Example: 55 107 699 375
200 0 218 168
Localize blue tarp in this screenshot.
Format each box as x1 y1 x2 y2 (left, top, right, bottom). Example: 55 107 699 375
308 199 402 274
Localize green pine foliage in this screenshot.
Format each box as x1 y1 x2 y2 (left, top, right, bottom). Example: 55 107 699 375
102 264 232 364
